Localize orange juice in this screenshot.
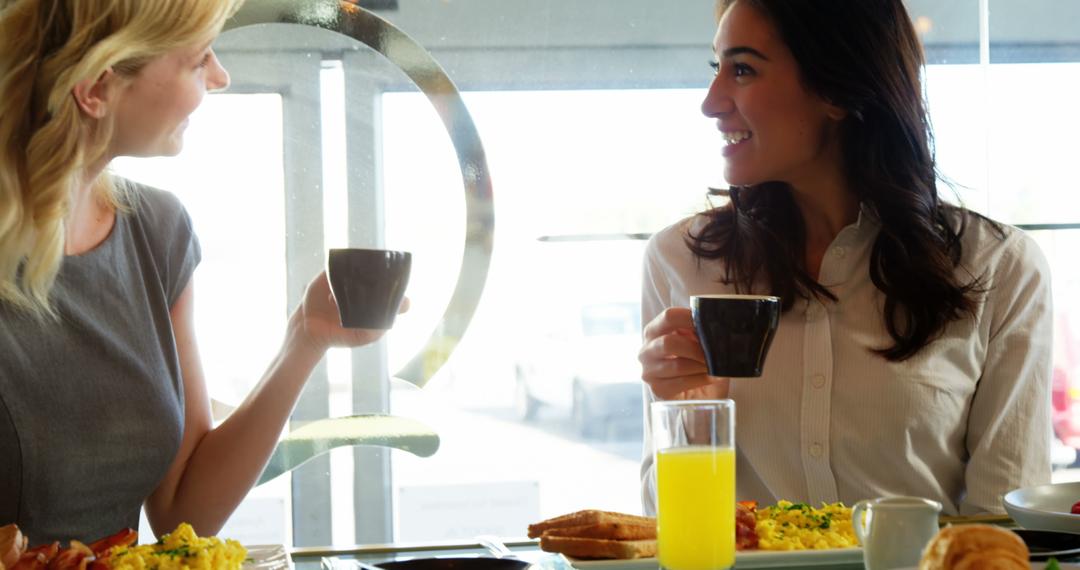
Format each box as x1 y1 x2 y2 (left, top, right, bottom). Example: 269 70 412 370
656 446 735 570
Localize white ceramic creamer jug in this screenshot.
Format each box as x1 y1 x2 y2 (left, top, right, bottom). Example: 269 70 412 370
852 496 943 570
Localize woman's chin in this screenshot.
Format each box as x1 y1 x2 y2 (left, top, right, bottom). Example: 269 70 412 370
723 170 762 188
156 138 185 157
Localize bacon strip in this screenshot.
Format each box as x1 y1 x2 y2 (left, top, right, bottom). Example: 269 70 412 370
0 526 138 570
735 502 759 551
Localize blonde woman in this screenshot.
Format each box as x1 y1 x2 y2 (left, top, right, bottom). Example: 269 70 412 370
0 0 399 543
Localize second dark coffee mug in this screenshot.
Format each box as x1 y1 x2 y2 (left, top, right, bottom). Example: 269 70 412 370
691 294 781 378
327 248 411 329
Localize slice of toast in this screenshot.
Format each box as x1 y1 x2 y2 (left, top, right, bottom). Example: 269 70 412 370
527 510 655 538
539 536 657 560
542 522 656 541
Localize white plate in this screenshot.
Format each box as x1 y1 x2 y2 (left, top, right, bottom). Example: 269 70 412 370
245 544 292 570
1004 481 1080 533
561 547 862 569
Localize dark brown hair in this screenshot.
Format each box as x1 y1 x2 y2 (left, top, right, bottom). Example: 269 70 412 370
689 0 993 361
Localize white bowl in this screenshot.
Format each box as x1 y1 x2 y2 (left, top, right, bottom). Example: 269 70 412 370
1003 481 1080 533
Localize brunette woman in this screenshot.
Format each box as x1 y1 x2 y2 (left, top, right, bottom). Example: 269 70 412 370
639 0 1052 516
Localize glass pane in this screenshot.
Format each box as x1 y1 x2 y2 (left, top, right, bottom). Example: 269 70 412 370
926 64 990 213
112 94 292 546
385 87 726 540
908 0 980 64
113 0 1080 547
990 1 1080 63
986 0 1080 225
1027 230 1080 476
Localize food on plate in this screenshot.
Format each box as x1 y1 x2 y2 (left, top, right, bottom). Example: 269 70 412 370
735 501 758 550
0 524 26 569
530 510 656 559
0 523 245 570
527 510 654 539
918 524 1028 570
108 523 246 570
531 501 856 559
539 536 657 560
540 523 655 541
753 500 857 550
0 524 136 570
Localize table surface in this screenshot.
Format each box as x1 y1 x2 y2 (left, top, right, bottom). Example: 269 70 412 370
290 540 867 570
283 518 1077 570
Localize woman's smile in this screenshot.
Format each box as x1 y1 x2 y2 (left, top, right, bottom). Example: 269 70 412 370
720 129 753 156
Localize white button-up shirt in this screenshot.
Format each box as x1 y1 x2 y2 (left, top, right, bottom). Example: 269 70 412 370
640 209 1053 516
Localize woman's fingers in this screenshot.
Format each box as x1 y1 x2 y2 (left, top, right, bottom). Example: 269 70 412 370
640 333 713 399
639 307 716 400
643 307 695 341
642 327 706 362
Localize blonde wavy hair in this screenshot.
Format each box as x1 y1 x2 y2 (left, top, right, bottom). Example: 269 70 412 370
0 0 244 315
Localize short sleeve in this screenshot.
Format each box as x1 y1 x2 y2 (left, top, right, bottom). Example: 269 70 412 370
166 205 201 307
122 182 202 308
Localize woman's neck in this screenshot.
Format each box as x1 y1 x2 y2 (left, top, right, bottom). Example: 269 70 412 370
792 186 860 248
785 157 860 280
64 164 115 256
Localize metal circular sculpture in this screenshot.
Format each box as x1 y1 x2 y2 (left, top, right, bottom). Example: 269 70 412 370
226 0 494 387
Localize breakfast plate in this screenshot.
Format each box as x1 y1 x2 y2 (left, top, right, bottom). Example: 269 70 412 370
561 547 863 569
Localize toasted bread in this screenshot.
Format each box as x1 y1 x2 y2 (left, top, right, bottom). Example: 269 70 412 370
539 535 657 560
542 522 656 541
527 510 655 539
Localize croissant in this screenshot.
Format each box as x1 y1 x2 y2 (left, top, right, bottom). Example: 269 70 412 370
0 524 26 570
919 524 1029 570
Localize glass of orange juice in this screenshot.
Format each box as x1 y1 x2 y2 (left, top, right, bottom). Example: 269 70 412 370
651 400 735 570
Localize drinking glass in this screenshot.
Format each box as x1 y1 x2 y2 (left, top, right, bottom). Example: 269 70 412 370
651 400 736 570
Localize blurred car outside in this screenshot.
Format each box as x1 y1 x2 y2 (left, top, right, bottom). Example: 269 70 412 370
514 300 643 438
509 236 647 439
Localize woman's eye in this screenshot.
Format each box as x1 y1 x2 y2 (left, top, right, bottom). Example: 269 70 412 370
709 60 756 80
733 62 756 78
198 52 213 68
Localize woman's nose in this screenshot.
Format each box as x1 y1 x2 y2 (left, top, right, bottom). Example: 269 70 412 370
701 77 734 118
207 51 231 91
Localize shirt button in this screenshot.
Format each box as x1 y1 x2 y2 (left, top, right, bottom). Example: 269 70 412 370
811 374 826 389
810 443 824 457
834 247 847 258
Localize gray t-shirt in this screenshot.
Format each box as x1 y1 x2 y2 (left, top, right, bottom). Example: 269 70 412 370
0 183 200 545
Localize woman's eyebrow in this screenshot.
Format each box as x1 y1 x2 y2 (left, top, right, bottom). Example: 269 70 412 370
721 46 770 61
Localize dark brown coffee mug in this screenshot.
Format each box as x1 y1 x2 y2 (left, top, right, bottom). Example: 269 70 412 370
327 248 411 329
691 294 781 378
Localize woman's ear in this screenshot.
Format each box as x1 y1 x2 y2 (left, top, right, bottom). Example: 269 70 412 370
824 101 848 122
71 68 116 119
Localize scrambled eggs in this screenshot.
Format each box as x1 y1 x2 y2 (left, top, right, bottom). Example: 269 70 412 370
107 523 247 570
755 500 858 550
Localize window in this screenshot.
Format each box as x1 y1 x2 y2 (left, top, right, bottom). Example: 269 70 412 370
113 0 1080 547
